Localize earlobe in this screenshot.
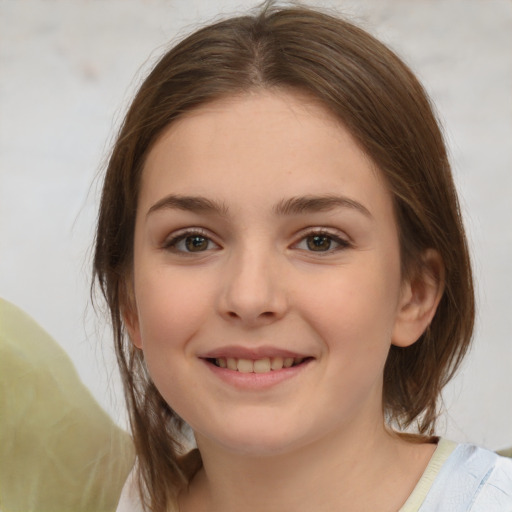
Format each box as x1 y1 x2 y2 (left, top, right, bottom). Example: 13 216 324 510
123 306 143 349
392 249 445 348
120 282 143 349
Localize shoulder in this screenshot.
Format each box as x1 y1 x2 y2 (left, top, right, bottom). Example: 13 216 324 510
116 468 144 512
115 451 200 512
420 442 512 511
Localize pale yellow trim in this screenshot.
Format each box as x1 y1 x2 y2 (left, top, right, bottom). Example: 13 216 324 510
398 438 457 512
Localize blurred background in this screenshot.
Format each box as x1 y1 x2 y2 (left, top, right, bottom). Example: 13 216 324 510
1 0 511 449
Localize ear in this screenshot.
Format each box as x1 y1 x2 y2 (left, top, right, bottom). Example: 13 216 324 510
120 280 143 350
392 249 445 348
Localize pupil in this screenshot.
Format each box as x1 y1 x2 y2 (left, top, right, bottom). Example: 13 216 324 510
308 235 331 251
186 236 208 251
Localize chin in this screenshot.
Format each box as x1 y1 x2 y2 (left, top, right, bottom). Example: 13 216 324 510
195 420 313 458
220 438 300 457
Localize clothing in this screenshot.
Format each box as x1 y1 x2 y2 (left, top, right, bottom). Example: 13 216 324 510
0 298 135 512
116 439 512 512
400 438 512 511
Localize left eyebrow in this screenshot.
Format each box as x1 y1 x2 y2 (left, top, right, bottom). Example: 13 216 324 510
273 195 373 218
146 194 229 218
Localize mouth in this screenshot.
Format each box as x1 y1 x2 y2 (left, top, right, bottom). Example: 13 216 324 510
206 356 312 374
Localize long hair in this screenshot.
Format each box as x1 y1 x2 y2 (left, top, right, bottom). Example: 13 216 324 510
93 4 474 510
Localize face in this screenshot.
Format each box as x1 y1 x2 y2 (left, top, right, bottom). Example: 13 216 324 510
127 90 414 456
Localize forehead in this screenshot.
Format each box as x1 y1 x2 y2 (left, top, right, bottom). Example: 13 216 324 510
139 90 392 217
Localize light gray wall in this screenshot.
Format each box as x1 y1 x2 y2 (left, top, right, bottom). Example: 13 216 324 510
1 0 511 449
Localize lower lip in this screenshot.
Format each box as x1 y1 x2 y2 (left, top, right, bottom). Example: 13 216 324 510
202 359 312 390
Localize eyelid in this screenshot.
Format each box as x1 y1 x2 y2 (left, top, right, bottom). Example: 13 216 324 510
291 227 352 252
161 227 221 252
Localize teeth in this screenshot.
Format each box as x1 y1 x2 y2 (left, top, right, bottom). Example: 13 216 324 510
283 357 294 368
237 359 253 373
253 357 271 373
271 357 284 370
213 356 305 373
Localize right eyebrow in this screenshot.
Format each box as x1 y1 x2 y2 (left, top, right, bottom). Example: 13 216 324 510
273 194 372 218
146 194 229 218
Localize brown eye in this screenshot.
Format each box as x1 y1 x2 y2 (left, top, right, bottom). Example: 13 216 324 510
294 231 350 254
185 235 209 252
164 231 220 253
306 235 332 251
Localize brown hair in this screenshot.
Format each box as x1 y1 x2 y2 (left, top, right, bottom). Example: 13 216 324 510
93 4 474 510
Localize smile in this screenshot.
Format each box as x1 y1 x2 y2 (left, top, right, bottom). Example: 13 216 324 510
209 356 307 373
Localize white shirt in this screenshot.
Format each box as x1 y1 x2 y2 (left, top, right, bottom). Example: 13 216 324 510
401 438 512 511
117 439 512 511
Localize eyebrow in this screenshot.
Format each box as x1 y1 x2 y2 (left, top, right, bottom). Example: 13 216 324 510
273 195 372 218
147 194 372 219
147 195 229 217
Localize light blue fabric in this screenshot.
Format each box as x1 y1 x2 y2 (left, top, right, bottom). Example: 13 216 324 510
419 443 512 511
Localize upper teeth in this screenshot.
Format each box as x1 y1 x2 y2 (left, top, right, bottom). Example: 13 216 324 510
215 357 304 373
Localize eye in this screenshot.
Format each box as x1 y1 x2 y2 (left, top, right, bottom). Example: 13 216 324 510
294 231 350 253
164 230 220 253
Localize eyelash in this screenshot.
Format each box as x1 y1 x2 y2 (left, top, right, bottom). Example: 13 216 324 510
161 228 351 254
162 228 219 254
293 229 351 254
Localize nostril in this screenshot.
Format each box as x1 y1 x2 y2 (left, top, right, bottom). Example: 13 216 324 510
225 310 276 322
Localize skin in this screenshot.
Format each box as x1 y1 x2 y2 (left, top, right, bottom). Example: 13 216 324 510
125 90 444 512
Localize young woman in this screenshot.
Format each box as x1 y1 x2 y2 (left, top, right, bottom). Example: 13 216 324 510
93 4 512 511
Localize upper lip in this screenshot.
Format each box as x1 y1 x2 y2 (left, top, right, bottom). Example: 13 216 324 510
199 345 311 360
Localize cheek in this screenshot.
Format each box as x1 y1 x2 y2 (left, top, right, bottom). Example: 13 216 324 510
298 258 401 354
133 269 216 413
134 267 215 353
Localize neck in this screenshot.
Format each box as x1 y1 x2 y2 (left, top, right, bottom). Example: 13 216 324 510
180 418 433 512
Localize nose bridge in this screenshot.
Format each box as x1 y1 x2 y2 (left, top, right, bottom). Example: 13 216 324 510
220 238 286 324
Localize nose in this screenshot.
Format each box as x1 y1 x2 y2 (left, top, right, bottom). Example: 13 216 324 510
218 247 288 327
